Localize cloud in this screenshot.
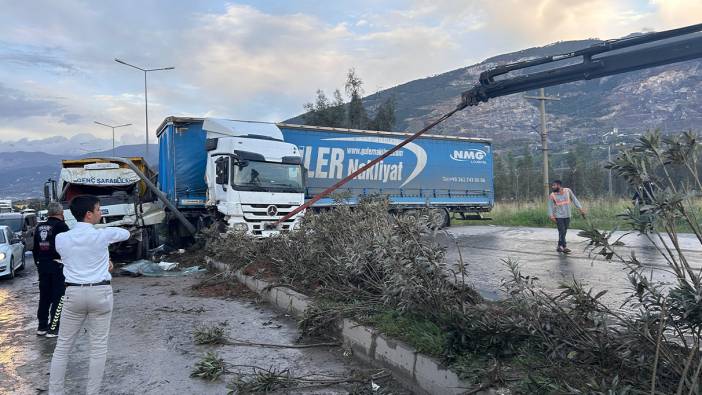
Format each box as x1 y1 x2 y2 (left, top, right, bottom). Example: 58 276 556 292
182 4 471 116
0 41 77 73
184 5 353 108
0 1 699 147
0 84 64 120
449 0 655 45
650 0 702 27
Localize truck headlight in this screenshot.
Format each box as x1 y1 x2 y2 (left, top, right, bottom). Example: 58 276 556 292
0 252 5 261
232 223 248 233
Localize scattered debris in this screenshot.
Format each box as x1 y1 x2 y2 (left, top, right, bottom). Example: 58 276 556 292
191 322 341 349
158 261 178 271
119 259 205 277
155 306 206 314
191 352 227 381
191 276 256 299
193 324 227 345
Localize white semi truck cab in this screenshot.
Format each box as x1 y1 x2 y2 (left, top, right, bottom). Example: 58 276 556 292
157 117 306 239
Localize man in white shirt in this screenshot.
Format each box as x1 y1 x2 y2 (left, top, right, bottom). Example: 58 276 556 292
49 195 130 395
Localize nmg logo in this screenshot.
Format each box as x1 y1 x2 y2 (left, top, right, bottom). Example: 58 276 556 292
450 149 486 161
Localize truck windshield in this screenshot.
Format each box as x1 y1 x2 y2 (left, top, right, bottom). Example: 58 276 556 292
231 161 304 193
0 218 22 232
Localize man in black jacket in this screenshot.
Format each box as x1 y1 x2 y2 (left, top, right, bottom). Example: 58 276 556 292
34 202 69 337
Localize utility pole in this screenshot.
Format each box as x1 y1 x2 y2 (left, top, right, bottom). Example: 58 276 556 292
525 88 560 200
603 128 617 198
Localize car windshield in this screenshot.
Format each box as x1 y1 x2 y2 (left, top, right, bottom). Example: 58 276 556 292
0 218 22 232
231 161 304 193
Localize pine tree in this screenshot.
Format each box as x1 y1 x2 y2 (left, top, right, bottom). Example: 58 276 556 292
345 68 369 129
368 97 396 131
302 69 395 132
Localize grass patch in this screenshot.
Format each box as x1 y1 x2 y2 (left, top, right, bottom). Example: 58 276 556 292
364 310 446 357
191 352 227 381
455 198 702 232
193 323 228 345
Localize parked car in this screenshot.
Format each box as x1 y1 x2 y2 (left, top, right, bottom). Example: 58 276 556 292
0 225 25 279
0 212 38 251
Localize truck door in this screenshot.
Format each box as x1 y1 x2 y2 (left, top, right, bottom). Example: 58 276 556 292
213 156 230 203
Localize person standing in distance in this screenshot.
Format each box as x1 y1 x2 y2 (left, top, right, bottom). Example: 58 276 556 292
33 202 69 337
547 180 586 254
49 195 129 395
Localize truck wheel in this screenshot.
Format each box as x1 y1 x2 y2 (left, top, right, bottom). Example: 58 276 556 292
439 209 451 228
429 209 450 229
168 220 183 248
149 226 159 249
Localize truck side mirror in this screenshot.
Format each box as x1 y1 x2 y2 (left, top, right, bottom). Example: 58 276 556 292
215 157 229 185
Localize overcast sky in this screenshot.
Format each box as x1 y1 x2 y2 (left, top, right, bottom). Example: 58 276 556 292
0 0 699 145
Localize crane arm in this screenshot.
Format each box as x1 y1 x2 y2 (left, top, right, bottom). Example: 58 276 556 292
460 23 702 108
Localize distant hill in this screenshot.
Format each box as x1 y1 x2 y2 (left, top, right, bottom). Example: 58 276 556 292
0 145 157 199
287 36 702 155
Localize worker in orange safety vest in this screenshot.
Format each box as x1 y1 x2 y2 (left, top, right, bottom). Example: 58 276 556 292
547 180 586 254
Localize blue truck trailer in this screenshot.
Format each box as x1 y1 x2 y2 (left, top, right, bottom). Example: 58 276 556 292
156 117 493 234
278 123 493 226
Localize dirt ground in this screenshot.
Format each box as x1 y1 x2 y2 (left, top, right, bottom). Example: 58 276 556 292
0 253 406 394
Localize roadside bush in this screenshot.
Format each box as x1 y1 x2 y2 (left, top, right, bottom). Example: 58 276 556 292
205 196 480 320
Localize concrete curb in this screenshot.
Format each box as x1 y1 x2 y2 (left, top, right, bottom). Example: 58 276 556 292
206 258 488 395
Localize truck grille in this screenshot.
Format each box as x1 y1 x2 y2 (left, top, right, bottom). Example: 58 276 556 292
241 204 298 235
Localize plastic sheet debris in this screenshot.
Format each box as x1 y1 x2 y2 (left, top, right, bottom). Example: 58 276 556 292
119 260 206 277
158 261 178 271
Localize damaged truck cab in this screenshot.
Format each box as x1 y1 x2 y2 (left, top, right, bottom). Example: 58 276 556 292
58 158 165 258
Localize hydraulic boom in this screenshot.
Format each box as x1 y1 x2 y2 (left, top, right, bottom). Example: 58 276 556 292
460 23 702 108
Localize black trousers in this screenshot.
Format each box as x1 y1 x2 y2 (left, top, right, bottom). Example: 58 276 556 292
556 217 570 248
37 266 65 330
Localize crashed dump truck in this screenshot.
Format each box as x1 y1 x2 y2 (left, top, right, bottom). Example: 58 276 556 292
58 157 165 259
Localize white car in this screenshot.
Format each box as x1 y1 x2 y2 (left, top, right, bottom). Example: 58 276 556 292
0 225 25 279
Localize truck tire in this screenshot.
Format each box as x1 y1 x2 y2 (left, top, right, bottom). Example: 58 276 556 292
429 208 450 229
439 208 451 228
168 220 183 248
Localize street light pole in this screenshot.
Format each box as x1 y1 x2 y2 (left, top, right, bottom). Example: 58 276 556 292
94 121 132 157
114 58 174 159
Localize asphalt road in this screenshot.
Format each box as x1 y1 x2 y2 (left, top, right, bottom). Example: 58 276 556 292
0 254 401 394
440 225 702 308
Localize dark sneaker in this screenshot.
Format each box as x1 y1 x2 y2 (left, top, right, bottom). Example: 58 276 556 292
563 247 572 254
45 329 58 338
36 328 47 336
556 246 564 253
